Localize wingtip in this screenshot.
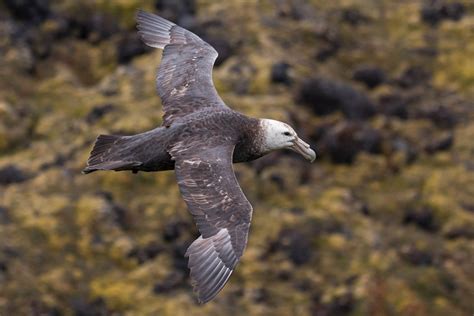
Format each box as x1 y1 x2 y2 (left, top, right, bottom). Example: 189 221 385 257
135 8 148 19
81 166 94 174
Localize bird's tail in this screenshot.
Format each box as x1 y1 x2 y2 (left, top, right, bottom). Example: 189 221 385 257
82 134 142 174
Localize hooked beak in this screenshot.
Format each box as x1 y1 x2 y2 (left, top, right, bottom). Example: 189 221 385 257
290 137 316 163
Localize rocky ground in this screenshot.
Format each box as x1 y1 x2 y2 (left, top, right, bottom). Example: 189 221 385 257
0 0 473 315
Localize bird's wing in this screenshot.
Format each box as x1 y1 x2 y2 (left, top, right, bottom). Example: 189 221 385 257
169 138 253 303
136 10 229 126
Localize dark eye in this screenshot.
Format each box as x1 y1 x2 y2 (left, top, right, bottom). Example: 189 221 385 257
283 132 291 136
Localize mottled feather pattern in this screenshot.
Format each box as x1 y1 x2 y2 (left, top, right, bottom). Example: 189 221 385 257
136 10 228 127
85 11 267 303
169 135 252 303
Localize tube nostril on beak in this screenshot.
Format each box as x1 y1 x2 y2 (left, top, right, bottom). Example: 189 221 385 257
290 137 316 162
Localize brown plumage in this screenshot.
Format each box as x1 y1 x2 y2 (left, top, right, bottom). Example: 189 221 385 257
83 10 316 303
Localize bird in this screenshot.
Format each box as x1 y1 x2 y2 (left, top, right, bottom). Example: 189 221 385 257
83 10 316 303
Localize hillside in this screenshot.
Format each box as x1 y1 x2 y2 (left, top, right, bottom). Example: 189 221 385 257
0 0 473 315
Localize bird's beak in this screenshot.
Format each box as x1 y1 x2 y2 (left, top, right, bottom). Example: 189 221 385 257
290 137 316 163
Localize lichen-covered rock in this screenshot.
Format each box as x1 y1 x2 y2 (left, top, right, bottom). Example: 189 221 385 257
297 77 375 119
0 164 30 185
317 121 383 164
0 1 473 315
352 65 386 89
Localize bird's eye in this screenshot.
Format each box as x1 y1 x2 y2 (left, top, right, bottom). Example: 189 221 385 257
283 132 291 136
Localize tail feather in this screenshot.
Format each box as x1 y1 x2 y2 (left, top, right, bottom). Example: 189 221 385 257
83 134 142 174
87 135 121 165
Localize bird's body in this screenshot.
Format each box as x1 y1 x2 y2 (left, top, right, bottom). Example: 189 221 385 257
84 10 316 303
83 109 263 174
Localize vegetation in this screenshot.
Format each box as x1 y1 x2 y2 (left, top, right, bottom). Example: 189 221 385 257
0 0 473 315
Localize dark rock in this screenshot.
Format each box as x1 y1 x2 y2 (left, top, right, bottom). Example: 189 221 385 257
144 242 163 259
0 261 7 273
227 59 257 94
204 36 233 66
441 2 465 21
270 173 286 191
396 66 431 88
270 228 312 265
177 14 199 31
2 246 20 259
155 0 197 24
329 292 354 315
68 12 120 43
392 138 419 164
30 301 62 316
270 62 292 85
4 0 50 24
111 203 130 230
399 245 434 266
360 204 371 216
315 30 341 62
172 243 189 270
276 0 306 20
39 154 67 171
96 191 131 229
290 207 305 215
252 288 270 304
72 298 108 316
352 66 385 89
424 132 454 153
413 46 439 57
117 33 148 64
313 292 354 316
403 207 438 232
127 241 163 264
298 162 313 185
461 203 474 213
316 42 340 62
316 44 339 61
25 28 54 60
0 206 11 224
85 104 116 124
0 165 30 185
444 226 474 239
420 4 443 26
277 270 292 281
163 220 188 242
340 8 369 26
378 94 409 119
421 1 465 26
320 122 383 164
416 105 457 129
153 271 185 294
297 77 375 119
295 279 313 292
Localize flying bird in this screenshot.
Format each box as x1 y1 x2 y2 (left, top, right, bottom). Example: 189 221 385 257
83 10 316 303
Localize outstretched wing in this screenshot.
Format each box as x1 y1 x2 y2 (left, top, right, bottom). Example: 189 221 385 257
136 10 228 126
169 139 253 303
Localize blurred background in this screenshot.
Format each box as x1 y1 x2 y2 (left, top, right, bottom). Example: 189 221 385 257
0 0 473 315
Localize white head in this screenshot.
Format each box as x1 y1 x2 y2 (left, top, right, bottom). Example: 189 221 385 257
259 119 316 162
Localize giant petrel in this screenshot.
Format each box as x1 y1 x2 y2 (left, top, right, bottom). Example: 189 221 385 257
83 10 316 303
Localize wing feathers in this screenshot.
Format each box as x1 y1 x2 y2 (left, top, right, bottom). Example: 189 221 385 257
137 10 188 49
170 130 252 303
136 10 228 126
185 229 237 303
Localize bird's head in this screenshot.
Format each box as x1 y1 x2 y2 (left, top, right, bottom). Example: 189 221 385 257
259 119 316 162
